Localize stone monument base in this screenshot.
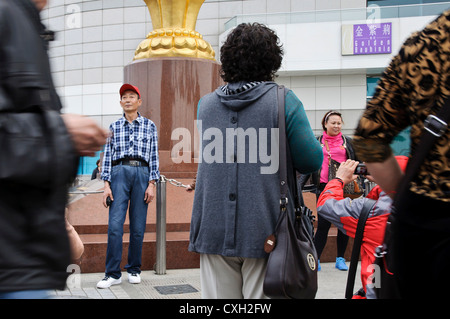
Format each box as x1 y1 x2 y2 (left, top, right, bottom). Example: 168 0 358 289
124 57 223 178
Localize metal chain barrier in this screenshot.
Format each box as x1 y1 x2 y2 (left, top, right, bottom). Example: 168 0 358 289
155 175 192 275
67 175 191 276
165 176 189 189
155 175 166 275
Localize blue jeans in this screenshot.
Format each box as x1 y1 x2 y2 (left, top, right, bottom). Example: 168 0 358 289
0 290 51 299
105 164 150 279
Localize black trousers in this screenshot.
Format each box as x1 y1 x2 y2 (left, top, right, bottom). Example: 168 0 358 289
394 190 450 298
314 183 349 259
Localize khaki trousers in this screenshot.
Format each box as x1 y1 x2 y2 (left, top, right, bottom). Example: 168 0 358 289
200 254 269 299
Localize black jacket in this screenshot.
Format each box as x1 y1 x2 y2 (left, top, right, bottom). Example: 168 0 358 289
0 0 78 291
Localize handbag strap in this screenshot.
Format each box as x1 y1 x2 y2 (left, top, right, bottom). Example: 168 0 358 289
277 85 288 209
323 140 332 164
345 198 377 299
394 97 450 208
323 137 347 164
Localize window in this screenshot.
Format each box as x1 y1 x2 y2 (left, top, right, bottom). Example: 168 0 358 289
390 127 411 156
368 0 450 6
77 151 102 176
367 0 450 18
366 76 380 101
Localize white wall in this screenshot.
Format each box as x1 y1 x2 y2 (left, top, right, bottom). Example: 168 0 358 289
218 13 438 135
259 15 435 76
41 0 441 135
276 74 366 136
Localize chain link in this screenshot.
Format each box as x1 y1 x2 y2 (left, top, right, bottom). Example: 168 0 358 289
160 175 190 188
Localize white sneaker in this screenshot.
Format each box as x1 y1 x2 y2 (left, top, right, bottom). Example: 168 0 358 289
96 276 121 289
128 273 141 284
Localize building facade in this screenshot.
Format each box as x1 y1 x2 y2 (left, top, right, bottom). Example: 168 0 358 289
41 0 450 175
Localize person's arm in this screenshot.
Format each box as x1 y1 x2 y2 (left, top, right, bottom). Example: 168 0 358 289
186 173 197 192
144 180 156 204
317 159 358 206
353 43 411 195
335 159 359 185
317 160 368 238
144 122 160 204
61 114 108 157
100 124 113 183
148 122 160 182
365 155 403 199
285 90 323 174
101 125 114 207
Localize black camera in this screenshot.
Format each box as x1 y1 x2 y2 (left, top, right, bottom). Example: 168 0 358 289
106 196 112 207
354 163 369 175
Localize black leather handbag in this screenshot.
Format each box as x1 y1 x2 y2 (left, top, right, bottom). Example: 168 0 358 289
263 85 318 299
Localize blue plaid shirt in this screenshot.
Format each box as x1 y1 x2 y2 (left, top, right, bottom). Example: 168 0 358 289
101 113 160 183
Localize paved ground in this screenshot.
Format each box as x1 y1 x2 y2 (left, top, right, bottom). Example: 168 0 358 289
51 261 361 299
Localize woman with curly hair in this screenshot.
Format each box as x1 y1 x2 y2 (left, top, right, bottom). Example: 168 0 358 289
189 23 323 299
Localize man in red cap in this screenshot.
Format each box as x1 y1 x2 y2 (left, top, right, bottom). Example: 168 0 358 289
119 84 141 99
97 83 160 288
317 156 408 299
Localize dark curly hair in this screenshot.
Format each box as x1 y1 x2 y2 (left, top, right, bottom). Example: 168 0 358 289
219 23 283 83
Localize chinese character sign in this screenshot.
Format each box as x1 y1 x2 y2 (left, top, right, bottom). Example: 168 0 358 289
353 22 392 55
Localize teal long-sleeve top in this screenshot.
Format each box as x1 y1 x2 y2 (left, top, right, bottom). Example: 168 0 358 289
189 82 323 258
284 89 323 174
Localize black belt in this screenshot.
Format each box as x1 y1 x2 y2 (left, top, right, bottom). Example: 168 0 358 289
112 158 148 167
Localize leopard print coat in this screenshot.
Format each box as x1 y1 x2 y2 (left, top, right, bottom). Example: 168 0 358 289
353 10 450 202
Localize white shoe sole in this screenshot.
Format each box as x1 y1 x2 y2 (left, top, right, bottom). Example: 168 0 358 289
96 277 122 289
128 274 141 284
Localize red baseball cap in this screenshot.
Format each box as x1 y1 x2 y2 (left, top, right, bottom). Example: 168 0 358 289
120 84 141 98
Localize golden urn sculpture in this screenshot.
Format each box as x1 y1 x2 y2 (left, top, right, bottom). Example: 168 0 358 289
134 0 215 60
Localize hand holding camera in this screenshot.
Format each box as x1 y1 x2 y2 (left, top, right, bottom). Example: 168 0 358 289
335 160 371 186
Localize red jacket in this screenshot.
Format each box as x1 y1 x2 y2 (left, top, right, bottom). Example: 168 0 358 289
317 179 392 298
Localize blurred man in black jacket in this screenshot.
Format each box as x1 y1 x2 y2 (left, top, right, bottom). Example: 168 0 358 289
0 0 108 298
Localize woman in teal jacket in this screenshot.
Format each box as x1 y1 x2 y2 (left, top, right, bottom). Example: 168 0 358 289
189 23 323 299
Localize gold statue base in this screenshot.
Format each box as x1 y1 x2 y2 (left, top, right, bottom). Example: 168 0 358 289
134 0 215 61
134 28 215 60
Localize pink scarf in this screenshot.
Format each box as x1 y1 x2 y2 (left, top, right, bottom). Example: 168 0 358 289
320 132 347 183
